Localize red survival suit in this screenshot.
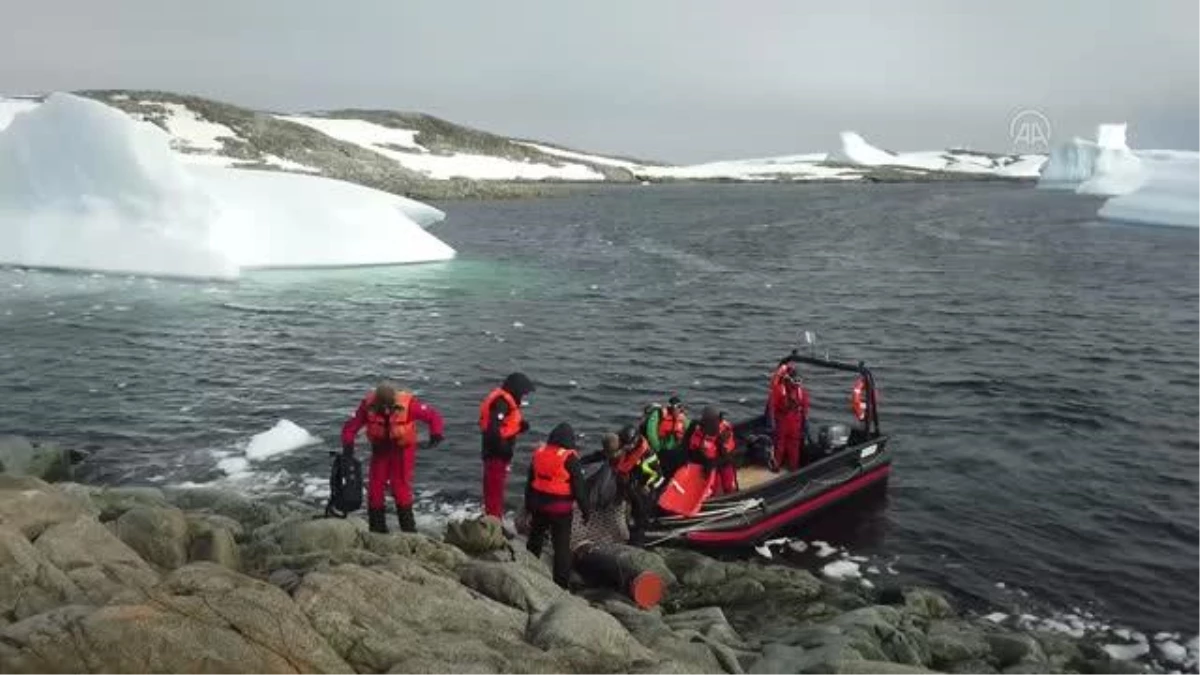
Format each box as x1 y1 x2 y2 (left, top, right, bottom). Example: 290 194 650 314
342 388 443 532
767 364 809 471
479 373 534 519
686 418 738 496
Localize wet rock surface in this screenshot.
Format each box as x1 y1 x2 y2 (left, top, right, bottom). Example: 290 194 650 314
0 476 1166 673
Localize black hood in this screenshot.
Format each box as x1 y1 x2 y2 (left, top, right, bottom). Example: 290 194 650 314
547 422 577 449
501 372 535 400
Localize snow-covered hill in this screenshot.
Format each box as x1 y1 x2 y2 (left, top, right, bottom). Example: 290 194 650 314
0 91 1044 199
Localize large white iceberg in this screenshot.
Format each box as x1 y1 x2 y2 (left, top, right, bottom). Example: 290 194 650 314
0 93 236 279
0 93 454 279
1037 123 1144 196
1098 151 1199 228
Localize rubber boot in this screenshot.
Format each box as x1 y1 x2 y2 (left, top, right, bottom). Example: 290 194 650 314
396 505 417 533
367 508 388 534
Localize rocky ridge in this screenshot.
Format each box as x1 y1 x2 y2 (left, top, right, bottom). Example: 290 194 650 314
0 460 1171 674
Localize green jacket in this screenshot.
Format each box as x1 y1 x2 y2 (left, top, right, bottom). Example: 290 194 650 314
644 407 688 454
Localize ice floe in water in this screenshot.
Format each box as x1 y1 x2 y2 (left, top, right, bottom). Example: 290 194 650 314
821 559 861 579
245 419 319 460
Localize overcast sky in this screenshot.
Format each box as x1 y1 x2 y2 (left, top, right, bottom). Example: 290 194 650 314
1 0 1196 162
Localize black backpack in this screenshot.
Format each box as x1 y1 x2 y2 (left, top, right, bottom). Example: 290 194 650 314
583 461 622 513
324 452 363 518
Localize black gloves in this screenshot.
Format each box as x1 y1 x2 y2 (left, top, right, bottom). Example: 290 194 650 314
341 443 354 456
519 420 530 433
427 434 444 448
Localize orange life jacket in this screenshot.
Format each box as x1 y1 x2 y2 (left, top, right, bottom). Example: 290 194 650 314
657 407 685 442
530 443 578 497
851 376 869 422
614 436 651 477
364 390 416 447
689 420 735 461
478 388 524 439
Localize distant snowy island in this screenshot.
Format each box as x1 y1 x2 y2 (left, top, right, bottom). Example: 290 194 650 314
0 90 1194 281
1 90 1047 200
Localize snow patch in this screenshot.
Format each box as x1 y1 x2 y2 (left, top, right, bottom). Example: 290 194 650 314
1103 642 1150 661
245 419 319 460
148 102 240 152
278 114 606 181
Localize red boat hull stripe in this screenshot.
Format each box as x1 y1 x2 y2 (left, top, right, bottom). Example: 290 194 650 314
685 463 891 545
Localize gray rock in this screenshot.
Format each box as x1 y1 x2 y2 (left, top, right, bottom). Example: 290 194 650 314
985 632 1044 668
662 548 729 587
115 506 190 570
292 559 554 673
33 516 159 604
88 486 170 521
903 587 956 621
928 619 991 667
0 525 81 622
949 659 1000 673
1082 658 1147 674
164 486 301 529
473 540 553 576
831 605 930 666
838 659 940 674
750 639 864 674
361 531 468 571
267 568 302 594
0 436 75 482
1001 660 1051 674
0 563 351 674
458 560 565 613
0 476 95 538
267 516 365 555
662 606 753 652
444 516 508 554
185 512 246 541
603 601 738 674
188 526 240 570
526 597 658 668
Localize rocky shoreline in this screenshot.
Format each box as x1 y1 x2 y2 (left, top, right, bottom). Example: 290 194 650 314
0 447 1184 675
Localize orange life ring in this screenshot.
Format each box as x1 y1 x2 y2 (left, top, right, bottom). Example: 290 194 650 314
851 376 869 422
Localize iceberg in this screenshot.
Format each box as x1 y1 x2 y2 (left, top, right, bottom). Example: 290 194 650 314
1098 151 1199 228
197 167 454 268
1037 123 1144 196
0 93 454 279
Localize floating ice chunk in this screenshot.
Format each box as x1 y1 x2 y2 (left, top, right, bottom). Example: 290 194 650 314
812 540 838 558
1159 641 1188 664
866 566 880 575
860 578 874 589
984 612 1008 624
995 582 1006 589
1115 628 1133 641
1103 642 1150 661
848 555 868 563
245 419 319 460
512 321 524 328
753 544 773 559
788 540 809 553
821 560 861 579
217 456 250 476
568 380 578 387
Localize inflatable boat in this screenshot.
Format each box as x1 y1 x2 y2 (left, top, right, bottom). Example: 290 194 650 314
643 353 892 549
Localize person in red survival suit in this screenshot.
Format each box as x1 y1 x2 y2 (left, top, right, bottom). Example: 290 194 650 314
342 381 444 533
524 422 590 588
767 362 810 472
479 372 536 519
683 406 738 496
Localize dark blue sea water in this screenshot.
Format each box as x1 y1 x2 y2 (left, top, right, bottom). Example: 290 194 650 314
1 181 1196 643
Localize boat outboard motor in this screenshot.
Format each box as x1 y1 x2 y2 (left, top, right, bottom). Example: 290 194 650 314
816 423 851 453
